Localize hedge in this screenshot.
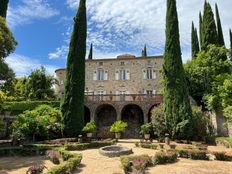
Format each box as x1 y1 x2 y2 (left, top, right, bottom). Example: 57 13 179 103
1 101 60 115
0 147 47 156
213 152 232 161
46 148 82 174
65 141 114 151
120 154 151 173
152 151 178 165
135 142 157 150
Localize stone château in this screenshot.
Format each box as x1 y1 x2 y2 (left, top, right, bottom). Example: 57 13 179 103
55 54 164 138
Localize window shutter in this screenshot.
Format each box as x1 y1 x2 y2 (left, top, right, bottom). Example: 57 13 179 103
143 69 147 79
153 70 157 79
93 71 97 80
153 90 156 94
115 70 119 80
105 71 108 80
126 69 130 80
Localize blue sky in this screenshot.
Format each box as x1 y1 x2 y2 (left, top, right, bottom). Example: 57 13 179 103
5 0 232 77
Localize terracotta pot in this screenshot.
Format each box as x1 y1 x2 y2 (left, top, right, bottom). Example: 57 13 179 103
115 132 121 139
87 132 93 138
144 134 150 140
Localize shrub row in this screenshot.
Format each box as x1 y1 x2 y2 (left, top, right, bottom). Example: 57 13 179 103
120 154 151 173
46 148 82 174
65 141 114 151
213 152 232 161
152 151 178 165
177 149 209 160
135 142 157 150
1 101 60 115
0 147 47 156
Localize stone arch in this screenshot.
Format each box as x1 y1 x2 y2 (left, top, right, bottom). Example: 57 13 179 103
84 106 91 124
148 104 160 123
121 104 144 138
95 104 117 138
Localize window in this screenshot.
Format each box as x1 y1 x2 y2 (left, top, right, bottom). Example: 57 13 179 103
147 60 151 65
99 62 103 66
60 80 64 85
97 69 104 80
146 68 153 79
146 90 153 95
119 91 126 101
119 69 126 80
121 62 125 66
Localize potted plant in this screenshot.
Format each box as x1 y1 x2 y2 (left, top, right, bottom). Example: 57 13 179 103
110 120 128 139
140 123 152 140
82 121 97 138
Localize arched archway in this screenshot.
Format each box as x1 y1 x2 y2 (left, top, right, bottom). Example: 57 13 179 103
84 106 91 124
121 104 144 138
95 104 117 138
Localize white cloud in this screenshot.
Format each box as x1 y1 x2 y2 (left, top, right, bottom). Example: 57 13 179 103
48 46 69 59
64 0 232 61
7 0 59 28
6 54 59 77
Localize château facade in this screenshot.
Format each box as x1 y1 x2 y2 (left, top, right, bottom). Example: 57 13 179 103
55 54 164 138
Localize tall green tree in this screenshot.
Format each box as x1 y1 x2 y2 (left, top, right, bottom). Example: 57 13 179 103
199 12 203 48
163 0 192 139
0 0 9 18
0 17 17 60
191 22 200 58
61 0 87 137
201 1 218 50
143 45 147 57
88 43 93 60
26 66 56 100
215 3 225 46
230 29 232 51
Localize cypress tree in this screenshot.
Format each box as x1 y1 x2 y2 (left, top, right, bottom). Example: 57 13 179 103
142 45 147 57
0 0 9 18
215 3 225 46
230 29 232 51
191 22 200 58
143 45 147 57
61 0 87 137
199 12 203 49
201 1 218 50
88 43 93 60
163 0 192 139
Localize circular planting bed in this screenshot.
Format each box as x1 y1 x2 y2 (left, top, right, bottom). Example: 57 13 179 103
99 145 133 157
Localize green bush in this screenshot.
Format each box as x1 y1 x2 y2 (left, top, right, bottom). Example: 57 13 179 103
188 150 209 160
135 143 157 150
152 151 177 165
2 101 60 115
0 147 47 156
177 149 189 158
110 120 128 133
46 152 82 174
12 105 64 141
140 123 152 134
82 121 97 133
213 152 232 161
120 154 151 173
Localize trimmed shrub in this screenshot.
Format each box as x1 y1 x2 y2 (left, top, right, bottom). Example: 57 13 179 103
46 149 60 164
46 153 82 174
135 143 157 150
177 149 189 158
0 147 47 156
2 101 60 115
213 152 232 161
188 150 209 160
152 151 177 165
120 154 151 173
65 141 114 151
